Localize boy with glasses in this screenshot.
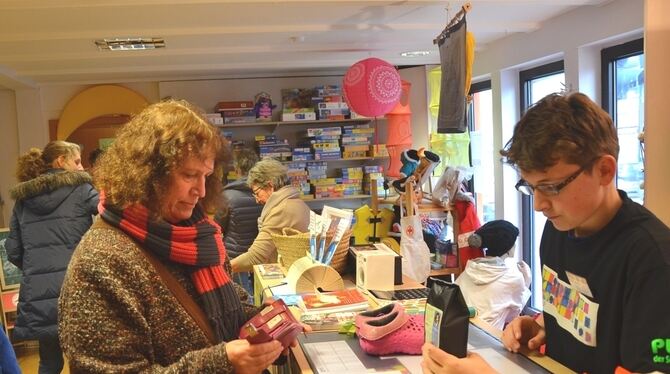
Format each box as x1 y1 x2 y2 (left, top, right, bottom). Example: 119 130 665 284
421 92 670 373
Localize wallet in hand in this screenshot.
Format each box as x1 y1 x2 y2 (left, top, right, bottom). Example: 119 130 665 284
239 299 303 349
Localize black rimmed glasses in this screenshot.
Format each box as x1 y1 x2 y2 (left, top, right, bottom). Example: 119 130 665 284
251 186 263 198
515 167 584 196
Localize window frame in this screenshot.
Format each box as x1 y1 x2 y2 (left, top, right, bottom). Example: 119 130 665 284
466 80 493 198
518 60 565 311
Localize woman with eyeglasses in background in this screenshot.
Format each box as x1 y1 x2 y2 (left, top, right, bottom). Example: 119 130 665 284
230 158 310 273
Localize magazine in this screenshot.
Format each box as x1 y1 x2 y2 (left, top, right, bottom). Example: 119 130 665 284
298 289 369 315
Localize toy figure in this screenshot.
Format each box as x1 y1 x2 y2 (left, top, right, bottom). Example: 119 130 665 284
254 92 276 121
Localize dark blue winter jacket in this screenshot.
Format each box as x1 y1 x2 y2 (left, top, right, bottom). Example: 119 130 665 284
216 178 263 259
5 169 98 341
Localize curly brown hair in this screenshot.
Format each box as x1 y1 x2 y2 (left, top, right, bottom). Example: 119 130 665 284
94 99 229 218
501 92 619 173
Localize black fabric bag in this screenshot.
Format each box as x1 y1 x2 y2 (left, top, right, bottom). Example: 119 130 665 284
425 278 469 358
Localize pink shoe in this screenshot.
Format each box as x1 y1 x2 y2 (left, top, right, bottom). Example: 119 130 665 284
357 313 424 356
355 303 404 327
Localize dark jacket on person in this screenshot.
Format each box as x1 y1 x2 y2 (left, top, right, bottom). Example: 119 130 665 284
216 178 263 259
5 169 98 341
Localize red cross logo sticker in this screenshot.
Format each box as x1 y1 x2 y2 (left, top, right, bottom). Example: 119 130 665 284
405 225 414 236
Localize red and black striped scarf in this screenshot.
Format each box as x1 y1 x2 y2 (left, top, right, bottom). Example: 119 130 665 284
98 192 245 343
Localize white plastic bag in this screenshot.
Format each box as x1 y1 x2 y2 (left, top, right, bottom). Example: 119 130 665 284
400 200 431 284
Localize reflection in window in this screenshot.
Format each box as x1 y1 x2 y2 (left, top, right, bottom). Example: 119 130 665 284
602 39 644 204
468 82 494 223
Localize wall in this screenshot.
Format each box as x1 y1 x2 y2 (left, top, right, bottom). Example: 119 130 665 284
0 90 19 225
470 0 645 230
644 0 670 225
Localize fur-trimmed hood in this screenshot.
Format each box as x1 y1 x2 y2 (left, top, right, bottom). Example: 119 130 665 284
10 170 93 214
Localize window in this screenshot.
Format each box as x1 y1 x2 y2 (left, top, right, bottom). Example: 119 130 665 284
468 80 495 223
602 39 644 204
519 61 565 310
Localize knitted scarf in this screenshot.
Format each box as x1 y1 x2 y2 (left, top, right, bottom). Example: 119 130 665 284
98 192 245 343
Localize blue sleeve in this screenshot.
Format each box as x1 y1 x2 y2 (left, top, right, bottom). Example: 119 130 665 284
83 184 100 216
0 330 20 374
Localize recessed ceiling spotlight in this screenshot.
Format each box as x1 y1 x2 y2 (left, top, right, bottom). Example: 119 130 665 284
400 50 430 57
95 38 165 51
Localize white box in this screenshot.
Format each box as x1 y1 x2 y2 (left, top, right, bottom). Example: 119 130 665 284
282 111 316 121
356 243 396 291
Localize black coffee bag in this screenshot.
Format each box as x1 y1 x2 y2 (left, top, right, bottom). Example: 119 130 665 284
424 278 469 358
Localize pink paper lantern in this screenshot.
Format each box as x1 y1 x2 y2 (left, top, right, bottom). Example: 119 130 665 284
343 58 401 117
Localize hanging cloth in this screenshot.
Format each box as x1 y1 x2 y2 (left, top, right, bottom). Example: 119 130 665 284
436 16 468 133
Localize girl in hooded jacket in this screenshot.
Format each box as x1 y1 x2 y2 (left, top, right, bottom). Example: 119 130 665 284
6 140 98 374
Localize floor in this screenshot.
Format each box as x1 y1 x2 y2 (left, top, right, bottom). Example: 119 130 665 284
15 343 70 374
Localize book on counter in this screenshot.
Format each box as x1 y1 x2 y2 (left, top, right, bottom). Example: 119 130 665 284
298 289 369 315
257 264 284 279
299 311 358 331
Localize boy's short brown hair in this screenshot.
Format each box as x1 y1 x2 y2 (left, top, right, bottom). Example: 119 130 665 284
501 92 619 172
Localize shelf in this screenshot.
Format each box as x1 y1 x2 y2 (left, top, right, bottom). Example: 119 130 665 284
301 194 371 202
284 156 388 164
429 268 460 276
215 117 381 129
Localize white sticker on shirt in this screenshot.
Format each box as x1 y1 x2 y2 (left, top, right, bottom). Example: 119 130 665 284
565 271 594 298
542 265 599 347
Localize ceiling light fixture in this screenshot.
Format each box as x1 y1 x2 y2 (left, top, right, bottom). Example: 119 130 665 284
400 50 430 57
95 37 165 51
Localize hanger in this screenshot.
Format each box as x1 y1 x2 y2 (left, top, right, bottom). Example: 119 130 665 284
433 2 472 45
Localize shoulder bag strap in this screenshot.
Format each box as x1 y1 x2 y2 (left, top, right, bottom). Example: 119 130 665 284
139 248 218 345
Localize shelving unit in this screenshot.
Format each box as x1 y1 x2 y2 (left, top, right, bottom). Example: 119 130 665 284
219 117 389 211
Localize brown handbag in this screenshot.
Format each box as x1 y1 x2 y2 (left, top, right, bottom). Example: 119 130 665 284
140 248 218 345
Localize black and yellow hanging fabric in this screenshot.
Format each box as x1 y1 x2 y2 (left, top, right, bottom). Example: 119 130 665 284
433 2 475 134
352 181 394 244
430 3 475 167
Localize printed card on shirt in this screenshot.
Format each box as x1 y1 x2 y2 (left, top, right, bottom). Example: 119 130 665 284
542 265 599 347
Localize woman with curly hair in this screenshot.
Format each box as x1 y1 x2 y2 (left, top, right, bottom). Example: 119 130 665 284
6 140 98 374
58 100 287 373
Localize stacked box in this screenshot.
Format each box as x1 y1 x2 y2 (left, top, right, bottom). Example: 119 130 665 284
281 88 317 121
370 144 389 157
312 85 348 120
287 162 311 198
205 113 223 126
292 147 313 161
340 167 364 196
307 127 341 137
256 135 291 161
363 165 385 196
342 124 374 158
222 109 256 124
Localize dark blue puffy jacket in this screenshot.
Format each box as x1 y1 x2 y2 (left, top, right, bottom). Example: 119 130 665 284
216 179 263 259
5 169 98 341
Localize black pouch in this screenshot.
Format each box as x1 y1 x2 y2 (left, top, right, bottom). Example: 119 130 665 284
424 278 469 358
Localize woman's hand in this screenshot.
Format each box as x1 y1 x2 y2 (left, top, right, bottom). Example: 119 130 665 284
421 343 497 374
501 315 545 353
226 339 283 374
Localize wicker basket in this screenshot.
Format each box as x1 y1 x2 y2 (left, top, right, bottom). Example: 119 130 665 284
271 227 352 273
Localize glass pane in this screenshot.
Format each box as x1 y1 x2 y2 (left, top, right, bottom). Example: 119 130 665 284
470 89 495 223
529 72 564 310
614 54 645 204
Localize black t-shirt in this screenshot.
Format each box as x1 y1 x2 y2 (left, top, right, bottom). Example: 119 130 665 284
540 190 670 373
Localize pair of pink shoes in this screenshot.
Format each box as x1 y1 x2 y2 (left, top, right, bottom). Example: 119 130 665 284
355 302 424 356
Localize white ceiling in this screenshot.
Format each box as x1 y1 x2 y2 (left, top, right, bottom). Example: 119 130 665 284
0 0 610 89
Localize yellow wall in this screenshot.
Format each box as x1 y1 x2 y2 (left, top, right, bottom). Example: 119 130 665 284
56 85 148 140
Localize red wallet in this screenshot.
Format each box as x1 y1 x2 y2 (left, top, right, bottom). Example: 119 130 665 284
239 299 303 349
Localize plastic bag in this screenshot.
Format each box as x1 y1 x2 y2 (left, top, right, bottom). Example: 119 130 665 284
400 200 431 283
